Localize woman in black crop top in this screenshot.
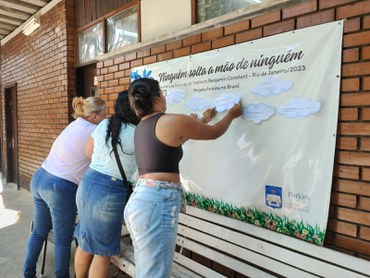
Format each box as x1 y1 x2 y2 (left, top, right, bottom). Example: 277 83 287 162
124 78 242 278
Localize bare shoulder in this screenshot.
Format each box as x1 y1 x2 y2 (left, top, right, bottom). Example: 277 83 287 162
156 113 196 145
160 113 194 125
163 113 191 120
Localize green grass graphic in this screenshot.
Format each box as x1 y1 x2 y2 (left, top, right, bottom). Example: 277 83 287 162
185 192 325 245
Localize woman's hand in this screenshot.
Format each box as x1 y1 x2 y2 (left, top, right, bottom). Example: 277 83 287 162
190 113 199 120
228 103 242 119
200 108 217 124
190 108 217 124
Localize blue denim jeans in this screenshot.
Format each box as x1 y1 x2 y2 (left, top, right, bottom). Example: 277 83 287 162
124 179 182 278
23 167 77 278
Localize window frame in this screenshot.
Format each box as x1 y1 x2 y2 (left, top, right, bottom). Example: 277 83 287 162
193 0 268 24
76 0 140 67
106 5 139 53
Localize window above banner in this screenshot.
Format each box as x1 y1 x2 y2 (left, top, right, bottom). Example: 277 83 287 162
106 5 138 53
79 0 298 65
196 0 267 23
76 2 138 66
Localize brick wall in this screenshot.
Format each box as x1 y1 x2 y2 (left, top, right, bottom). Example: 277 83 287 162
0 0 75 190
96 0 370 260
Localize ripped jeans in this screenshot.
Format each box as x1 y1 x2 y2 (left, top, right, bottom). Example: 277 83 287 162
124 179 182 278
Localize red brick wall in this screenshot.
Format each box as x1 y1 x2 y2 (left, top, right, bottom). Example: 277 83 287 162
96 0 370 259
0 0 75 190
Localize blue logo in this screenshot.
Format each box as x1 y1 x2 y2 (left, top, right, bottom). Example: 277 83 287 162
265 185 282 209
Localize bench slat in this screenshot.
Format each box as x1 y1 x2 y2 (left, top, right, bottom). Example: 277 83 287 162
111 252 135 277
113 241 205 278
171 260 205 278
179 213 368 278
177 234 276 278
184 206 370 277
174 252 226 278
178 224 317 278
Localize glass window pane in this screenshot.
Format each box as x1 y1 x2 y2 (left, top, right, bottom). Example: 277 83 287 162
107 5 138 52
77 23 104 66
197 0 263 22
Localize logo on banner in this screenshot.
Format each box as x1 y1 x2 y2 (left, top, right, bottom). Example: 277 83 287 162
265 185 282 209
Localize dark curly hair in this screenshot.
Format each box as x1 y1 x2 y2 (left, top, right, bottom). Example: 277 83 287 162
128 78 161 119
106 90 139 153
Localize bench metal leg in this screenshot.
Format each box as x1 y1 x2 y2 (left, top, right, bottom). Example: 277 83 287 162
30 220 48 278
40 238 48 277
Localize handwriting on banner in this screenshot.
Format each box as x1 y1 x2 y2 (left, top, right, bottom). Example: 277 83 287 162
277 97 321 119
252 77 293 97
242 104 275 124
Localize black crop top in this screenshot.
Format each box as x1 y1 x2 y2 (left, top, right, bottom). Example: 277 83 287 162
135 113 183 175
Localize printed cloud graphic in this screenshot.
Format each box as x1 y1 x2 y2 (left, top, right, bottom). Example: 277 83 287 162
166 89 186 105
213 93 241 112
277 97 321 119
242 103 275 124
185 96 211 111
252 76 293 96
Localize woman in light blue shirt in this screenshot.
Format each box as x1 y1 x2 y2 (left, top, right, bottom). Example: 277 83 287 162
74 91 139 278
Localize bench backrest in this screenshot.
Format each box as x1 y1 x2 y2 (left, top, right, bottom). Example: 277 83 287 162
174 206 370 278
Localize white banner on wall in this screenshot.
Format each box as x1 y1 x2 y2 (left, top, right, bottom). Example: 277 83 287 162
131 21 343 244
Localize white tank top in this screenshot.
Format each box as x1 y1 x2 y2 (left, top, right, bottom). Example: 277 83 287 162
42 117 96 184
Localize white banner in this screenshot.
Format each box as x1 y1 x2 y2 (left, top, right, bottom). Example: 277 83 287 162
131 21 343 244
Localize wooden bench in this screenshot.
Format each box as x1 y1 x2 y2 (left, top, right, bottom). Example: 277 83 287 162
111 206 370 277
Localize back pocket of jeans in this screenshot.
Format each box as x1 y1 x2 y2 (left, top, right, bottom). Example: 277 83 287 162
126 198 156 234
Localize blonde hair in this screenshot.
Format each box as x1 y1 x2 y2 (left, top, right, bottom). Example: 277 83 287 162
72 96 106 119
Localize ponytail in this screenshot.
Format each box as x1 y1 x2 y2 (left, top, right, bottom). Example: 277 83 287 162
106 91 139 153
128 78 160 119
